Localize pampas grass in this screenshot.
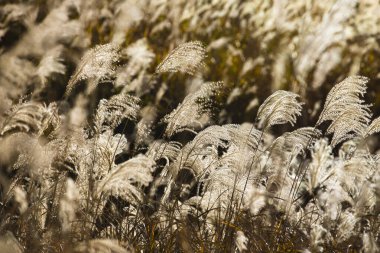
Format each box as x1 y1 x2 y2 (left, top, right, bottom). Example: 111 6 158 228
0 1 379 252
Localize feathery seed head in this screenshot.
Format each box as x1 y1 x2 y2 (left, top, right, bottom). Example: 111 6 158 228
156 41 207 75
256 90 303 129
65 43 120 96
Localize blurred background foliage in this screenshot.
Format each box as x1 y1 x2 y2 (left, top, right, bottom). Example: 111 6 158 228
1 0 380 128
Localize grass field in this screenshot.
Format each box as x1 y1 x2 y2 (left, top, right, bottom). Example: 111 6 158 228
0 0 379 252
